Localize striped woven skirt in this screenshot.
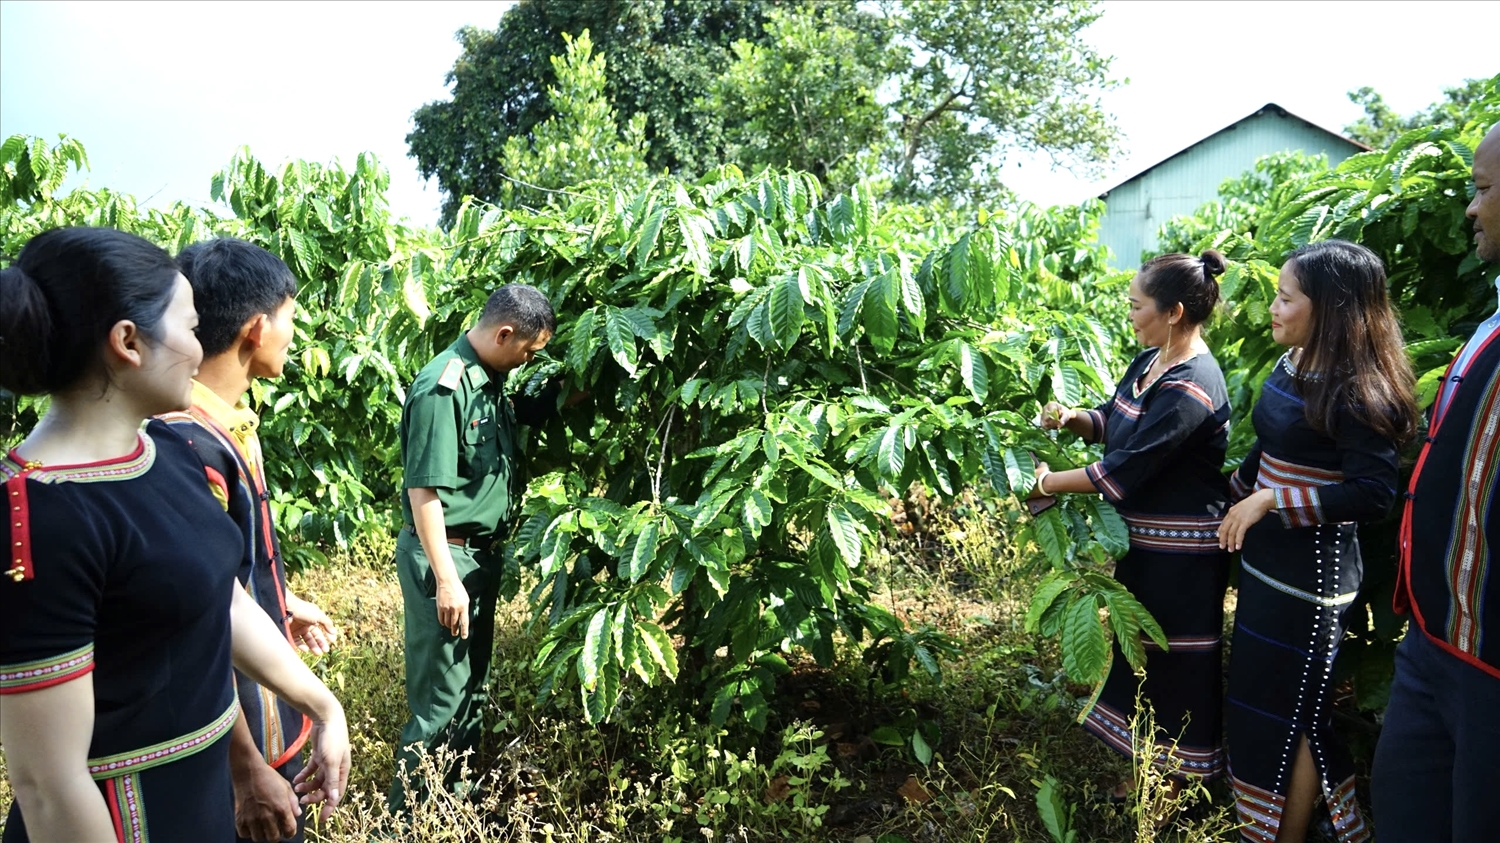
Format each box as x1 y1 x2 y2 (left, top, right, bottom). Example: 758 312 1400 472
1227 520 1371 843
1082 517 1231 781
2 698 236 843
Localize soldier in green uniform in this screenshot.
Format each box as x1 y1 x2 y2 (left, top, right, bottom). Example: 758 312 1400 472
388 283 555 814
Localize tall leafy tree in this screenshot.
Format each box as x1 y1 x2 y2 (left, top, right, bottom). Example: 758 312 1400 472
707 1 1120 203
498 30 650 209
1344 75 1498 149
710 6 896 194
882 0 1119 201
413 0 1121 217
407 0 782 222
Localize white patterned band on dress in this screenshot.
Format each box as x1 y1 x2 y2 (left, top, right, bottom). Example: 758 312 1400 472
1240 560 1358 608
1118 511 1223 554
0 643 95 693
1082 697 1226 777
1231 769 1369 843
106 770 149 843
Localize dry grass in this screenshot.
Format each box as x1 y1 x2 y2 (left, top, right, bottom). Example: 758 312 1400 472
1 511 1258 841
844 503 1242 843
0 753 8 826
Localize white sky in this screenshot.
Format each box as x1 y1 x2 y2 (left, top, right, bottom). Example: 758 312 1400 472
2 0 1497 227
1003 0 1500 203
0 0 514 224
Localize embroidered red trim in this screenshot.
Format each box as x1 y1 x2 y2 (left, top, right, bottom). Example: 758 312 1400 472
1396 328 1500 682
6 469 35 583
271 714 314 769
6 437 145 472
105 776 126 843
0 645 96 694
203 465 230 505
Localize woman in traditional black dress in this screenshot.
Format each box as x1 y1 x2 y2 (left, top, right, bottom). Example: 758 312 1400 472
1217 240 1417 843
1035 251 1233 801
0 228 350 842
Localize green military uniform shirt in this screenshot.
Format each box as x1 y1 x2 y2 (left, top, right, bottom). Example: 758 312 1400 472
398 334 518 541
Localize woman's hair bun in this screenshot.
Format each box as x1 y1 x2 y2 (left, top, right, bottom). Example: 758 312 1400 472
0 264 57 395
0 227 180 397
1199 249 1227 280
1138 250 1223 326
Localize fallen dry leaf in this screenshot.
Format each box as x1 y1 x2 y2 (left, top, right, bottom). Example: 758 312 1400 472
898 775 931 804
765 774 793 804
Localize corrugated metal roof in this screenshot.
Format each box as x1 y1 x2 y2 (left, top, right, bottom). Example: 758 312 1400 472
1097 103 1371 199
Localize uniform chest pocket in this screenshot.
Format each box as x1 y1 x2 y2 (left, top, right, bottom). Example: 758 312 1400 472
463 415 497 446
462 416 503 475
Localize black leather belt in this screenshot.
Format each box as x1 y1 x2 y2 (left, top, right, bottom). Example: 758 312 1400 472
402 524 482 548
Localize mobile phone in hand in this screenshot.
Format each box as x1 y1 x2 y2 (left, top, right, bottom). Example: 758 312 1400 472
1027 496 1058 516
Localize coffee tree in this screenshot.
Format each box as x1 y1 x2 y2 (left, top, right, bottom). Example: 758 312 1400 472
0 132 1166 734
440 167 1159 727
0 136 448 564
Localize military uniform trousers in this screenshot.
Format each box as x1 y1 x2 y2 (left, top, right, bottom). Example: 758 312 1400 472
387 528 502 813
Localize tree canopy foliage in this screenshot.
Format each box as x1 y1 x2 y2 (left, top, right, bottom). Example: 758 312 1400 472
877 0 1119 201
709 6 895 193
1344 75 1499 149
3 130 1150 734
4 75 1492 735
408 0 1121 216
497 30 651 209
408 0 784 222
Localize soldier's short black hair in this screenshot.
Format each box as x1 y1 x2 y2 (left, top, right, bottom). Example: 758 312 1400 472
479 283 555 337
177 238 299 357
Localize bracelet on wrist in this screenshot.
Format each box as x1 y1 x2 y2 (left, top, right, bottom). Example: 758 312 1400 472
1037 471 1051 496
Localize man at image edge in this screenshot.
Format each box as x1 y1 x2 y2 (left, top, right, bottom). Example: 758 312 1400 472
1371 122 1500 842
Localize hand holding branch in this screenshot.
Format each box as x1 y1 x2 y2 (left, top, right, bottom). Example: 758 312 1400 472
1038 402 1074 431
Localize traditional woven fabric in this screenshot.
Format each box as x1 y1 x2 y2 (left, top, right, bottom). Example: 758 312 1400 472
1078 348 1233 781
1 421 243 842
1225 353 1396 843
1398 326 1500 677
161 382 312 772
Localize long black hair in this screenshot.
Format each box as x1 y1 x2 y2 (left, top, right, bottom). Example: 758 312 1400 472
1285 239 1418 445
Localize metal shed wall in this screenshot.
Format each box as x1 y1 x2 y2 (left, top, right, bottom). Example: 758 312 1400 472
1097 110 1363 269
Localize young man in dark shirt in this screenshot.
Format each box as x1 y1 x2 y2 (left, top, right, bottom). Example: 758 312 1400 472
164 238 339 843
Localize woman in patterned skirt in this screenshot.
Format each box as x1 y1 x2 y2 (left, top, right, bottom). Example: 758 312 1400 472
1217 240 1417 843
1036 250 1233 801
0 228 350 842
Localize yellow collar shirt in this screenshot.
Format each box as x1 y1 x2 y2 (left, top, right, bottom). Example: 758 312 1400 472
189 380 266 498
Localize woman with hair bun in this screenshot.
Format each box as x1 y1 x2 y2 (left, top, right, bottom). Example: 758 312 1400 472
1217 240 1416 843
0 227 349 842
1033 251 1234 802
